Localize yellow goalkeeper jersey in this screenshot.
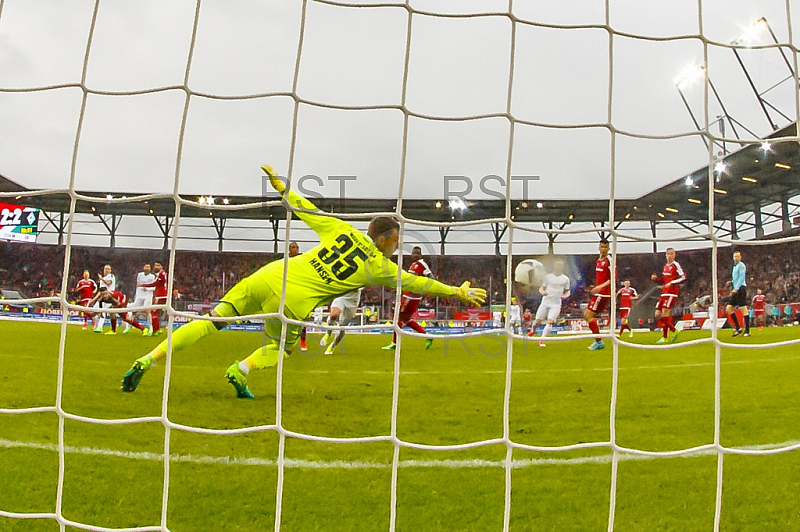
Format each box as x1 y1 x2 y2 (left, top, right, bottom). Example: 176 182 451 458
250 189 455 319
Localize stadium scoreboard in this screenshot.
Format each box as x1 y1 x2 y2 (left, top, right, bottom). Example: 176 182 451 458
0 202 39 243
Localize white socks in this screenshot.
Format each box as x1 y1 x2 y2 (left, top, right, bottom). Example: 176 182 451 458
542 324 552 338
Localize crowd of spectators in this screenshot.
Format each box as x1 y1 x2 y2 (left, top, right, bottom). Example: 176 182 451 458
2 240 799 318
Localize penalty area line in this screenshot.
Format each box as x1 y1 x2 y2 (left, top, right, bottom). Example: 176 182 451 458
0 437 797 470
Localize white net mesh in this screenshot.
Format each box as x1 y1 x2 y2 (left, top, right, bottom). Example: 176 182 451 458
2 0 800 530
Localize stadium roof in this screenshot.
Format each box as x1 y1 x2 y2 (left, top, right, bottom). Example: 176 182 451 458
2 123 799 231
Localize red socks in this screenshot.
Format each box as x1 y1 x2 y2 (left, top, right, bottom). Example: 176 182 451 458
589 319 600 341
407 321 426 334
394 320 428 343
657 316 675 338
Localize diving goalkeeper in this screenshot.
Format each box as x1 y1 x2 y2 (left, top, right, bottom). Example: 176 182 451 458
121 166 487 398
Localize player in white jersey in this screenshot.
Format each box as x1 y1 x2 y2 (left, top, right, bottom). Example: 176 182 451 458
125 263 156 334
320 289 363 355
93 264 117 332
493 310 502 328
530 259 571 347
508 299 522 334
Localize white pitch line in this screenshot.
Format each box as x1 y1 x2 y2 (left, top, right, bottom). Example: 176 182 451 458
1 437 798 470
303 352 800 375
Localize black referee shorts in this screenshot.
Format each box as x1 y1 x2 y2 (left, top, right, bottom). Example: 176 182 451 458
730 285 748 308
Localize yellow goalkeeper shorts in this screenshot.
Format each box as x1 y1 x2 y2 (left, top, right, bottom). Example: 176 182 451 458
215 276 301 349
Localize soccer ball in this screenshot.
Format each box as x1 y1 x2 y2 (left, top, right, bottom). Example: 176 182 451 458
514 259 546 289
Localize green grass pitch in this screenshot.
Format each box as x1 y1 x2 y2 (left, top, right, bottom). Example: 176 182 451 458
1 320 800 531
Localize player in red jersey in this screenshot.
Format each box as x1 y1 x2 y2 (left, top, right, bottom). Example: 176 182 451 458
751 288 766 330
522 307 532 336
651 247 686 343
616 280 639 337
87 288 145 335
383 246 435 350
74 270 97 330
584 238 611 351
140 261 169 335
288 241 309 351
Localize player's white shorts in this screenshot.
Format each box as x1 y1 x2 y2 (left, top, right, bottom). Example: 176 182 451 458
130 293 154 309
536 303 562 321
331 295 358 325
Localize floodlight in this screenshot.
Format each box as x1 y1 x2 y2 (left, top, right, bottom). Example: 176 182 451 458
449 198 467 211
675 65 705 89
735 18 768 46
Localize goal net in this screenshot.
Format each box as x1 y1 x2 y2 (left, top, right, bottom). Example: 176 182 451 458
1 0 800 530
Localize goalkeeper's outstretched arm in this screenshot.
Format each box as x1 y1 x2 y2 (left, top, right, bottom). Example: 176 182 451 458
366 236 486 307
263 165 349 239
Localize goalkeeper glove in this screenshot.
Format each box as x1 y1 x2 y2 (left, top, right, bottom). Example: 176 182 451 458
453 281 487 307
261 165 285 193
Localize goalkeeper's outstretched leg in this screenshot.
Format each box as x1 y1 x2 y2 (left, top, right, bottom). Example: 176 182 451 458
121 277 298 397
120 309 225 393
225 315 298 398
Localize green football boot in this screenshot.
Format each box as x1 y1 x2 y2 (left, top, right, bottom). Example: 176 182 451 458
225 362 255 399
121 356 153 392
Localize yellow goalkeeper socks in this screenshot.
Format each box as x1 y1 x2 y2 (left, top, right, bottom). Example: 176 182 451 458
147 317 218 362
241 344 289 371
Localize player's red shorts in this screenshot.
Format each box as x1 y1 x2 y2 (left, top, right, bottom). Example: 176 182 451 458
588 295 609 314
619 308 630 320
153 295 168 305
753 309 765 316
656 293 677 310
80 298 92 308
399 297 420 322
